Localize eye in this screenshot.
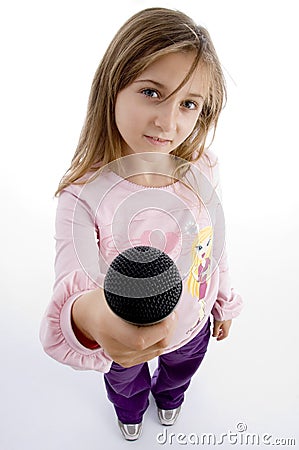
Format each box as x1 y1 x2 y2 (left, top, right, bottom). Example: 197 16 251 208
141 88 159 99
182 100 198 110
196 245 203 251
206 238 211 247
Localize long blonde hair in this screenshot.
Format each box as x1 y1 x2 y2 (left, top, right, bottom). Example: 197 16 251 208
55 7 226 196
187 226 213 298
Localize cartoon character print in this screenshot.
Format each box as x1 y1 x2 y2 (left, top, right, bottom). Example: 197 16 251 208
187 226 213 323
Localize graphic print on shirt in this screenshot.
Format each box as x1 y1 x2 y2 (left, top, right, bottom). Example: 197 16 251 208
187 226 213 322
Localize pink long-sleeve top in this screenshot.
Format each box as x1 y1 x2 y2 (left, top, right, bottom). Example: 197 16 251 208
40 150 243 372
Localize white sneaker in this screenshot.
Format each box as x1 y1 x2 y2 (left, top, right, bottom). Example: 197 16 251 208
157 406 181 426
117 420 143 440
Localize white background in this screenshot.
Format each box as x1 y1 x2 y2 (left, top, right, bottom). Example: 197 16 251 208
0 0 298 449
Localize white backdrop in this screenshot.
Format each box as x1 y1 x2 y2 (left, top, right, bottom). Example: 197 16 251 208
1 1 298 449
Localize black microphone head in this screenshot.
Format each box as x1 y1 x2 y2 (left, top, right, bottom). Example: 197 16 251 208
104 246 182 325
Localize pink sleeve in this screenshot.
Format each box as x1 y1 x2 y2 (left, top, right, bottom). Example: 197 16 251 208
211 244 243 321
200 149 244 322
39 186 113 372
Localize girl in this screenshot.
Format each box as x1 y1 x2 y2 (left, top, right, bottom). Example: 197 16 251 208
40 8 243 441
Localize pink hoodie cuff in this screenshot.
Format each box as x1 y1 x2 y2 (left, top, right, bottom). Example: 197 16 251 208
60 291 102 354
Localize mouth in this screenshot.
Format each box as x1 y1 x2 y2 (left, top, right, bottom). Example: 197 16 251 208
144 135 172 146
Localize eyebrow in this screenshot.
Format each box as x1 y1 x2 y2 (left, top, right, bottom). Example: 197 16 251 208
134 79 204 99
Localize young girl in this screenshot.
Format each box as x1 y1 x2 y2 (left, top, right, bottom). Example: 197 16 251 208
40 7 243 441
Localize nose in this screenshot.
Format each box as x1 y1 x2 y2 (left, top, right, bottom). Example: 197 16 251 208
153 100 178 133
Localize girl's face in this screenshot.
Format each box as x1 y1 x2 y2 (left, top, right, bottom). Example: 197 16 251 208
115 52 207 156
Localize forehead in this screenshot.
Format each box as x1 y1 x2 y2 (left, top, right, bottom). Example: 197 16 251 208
136 51 209 97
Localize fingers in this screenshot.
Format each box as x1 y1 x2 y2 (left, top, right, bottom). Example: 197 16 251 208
139 311 178 349
212 321 221 338
105 329 170 367
213 319 232 341
215 327 227 341
111 310 178 351
115 347 165 368
104 312 178 367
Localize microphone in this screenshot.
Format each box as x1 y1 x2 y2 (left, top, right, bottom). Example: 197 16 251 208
104 246 182 326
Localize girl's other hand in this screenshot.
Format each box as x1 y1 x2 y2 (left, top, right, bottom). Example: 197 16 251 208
212 319 232 341
72 288 178 367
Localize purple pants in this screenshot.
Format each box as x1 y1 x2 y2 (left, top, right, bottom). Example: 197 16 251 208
103 318 211 424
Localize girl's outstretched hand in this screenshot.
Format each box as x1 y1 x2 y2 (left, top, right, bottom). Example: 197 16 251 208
212 319 232 341
71 288 178 368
